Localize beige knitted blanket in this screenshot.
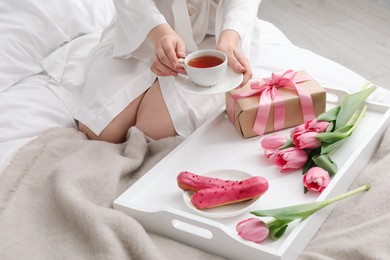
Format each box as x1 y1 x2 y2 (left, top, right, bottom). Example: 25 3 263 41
1 126 389 259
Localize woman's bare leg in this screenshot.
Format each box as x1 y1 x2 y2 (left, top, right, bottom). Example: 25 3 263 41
78 93 145 143
79 80 175 142
135 80 176 140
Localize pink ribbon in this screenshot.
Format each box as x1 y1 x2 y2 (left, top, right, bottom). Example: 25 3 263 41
229 70 315 136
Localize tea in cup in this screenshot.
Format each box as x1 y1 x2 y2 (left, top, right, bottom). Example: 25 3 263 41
179 49 227 87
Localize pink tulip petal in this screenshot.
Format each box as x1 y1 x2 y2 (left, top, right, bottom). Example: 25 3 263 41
261 134 288 149
236 218 269 243
294 131 321 149
303 167 330 192
307 119 330 133
274 147 308 172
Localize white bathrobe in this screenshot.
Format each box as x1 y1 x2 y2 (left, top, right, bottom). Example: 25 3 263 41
76 0 261 137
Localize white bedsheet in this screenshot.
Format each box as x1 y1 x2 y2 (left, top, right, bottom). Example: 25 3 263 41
1 19 390 177
0 75 76 174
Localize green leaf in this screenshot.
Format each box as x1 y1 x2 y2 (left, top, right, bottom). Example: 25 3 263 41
250 185 369 220
252 201 328 220
326 121 335 132
316 124 354 143
312 154 338 175
317 106 340 122
267 219 292 240
279 139 294 150
302 148 321 174
320 140 344 155
302 158 316 175
335 86 376 129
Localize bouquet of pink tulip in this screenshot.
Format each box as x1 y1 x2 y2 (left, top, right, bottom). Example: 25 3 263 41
261 83 377 192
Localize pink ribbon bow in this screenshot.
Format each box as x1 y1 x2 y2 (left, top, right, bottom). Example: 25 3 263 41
230 70 315 136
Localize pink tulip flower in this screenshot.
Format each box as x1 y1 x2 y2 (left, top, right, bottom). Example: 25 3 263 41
306 118 330 133
261 134 288 149
291 119 330 138
274 147 308 172
293 131 321 149
236 218 269 243
290 123 306 137
261 134 288 159
303 167 330 192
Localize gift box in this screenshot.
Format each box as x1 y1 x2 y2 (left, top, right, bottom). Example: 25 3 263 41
226 70 326 138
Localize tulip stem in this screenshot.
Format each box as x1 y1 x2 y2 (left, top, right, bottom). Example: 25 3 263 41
252 184 370 221
323 184 369 206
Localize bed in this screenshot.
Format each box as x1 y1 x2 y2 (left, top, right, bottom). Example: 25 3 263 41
1 1 390 259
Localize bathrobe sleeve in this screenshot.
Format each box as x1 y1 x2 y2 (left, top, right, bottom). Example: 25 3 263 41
112 0 168 58
216 0 261 56
219 0 261 39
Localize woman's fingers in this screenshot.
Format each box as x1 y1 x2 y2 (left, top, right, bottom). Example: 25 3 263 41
236 53 252 87
151 52 175 76
151 34 186 77
150 62 175 77
228 53 245 73
227 50 252 87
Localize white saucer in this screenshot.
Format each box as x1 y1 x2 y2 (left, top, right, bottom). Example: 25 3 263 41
176 66 243 95
182 169 259 219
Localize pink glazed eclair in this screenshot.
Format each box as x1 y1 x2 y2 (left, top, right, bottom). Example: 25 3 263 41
177 171 240 192
190 176 269 210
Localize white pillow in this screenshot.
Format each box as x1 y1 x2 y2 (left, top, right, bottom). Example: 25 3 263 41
0 0 115 92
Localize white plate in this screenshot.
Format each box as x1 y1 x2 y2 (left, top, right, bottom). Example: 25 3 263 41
182 169 259 218
176 66 243 95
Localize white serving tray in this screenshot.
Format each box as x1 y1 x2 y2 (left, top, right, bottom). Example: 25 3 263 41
114 88 390 260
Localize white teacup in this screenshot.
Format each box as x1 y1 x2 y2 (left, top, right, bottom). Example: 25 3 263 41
179 49 227 87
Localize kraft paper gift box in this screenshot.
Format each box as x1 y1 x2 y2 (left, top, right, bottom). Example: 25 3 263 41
226 70 326 138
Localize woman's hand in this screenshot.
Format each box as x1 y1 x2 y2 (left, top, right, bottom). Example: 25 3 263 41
217 29 252 87
148 24 186 77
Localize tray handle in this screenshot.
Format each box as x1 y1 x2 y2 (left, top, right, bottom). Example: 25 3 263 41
323 85 349 105
171 218 214 239
323 85 390 110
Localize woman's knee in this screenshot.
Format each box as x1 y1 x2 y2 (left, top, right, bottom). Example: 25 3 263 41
78 121 125 143
135 81 176 140
78 122 99 140
79 93 145 143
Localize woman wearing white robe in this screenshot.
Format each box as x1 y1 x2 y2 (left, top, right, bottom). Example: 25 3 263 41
76 0 261 142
